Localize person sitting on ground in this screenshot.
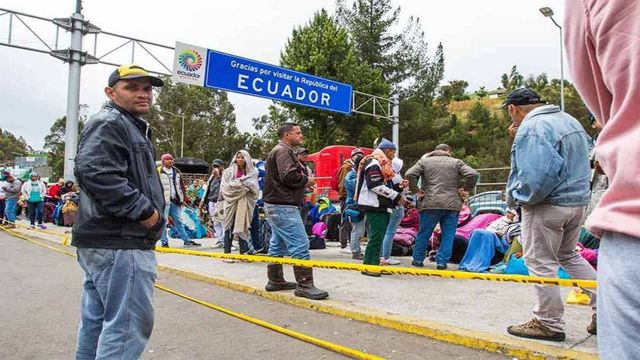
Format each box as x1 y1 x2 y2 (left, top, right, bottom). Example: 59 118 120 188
58 180 75 199
187 178 203 205
221 150 260 256
47 178 65 204
458 209 520 273
308 197 336 225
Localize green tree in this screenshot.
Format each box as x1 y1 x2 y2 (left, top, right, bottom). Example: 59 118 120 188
438 80 470 104
43 117 84 180
147 78 248 163
336 0 446 167
278 9 389 150
501 65 524 92
0 128 30 164
523 73 592 134
476 86 488 99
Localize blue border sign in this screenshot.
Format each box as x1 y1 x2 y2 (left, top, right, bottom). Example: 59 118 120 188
203 50 352 114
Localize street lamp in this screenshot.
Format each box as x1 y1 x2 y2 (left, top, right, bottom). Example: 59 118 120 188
539 6 565 111
160 110 186 158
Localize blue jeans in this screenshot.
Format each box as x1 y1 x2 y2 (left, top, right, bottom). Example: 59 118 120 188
381 207 404 259
598 231 640 360
350 220 367 254
160 202 191 244
75 248 156 360
4 199 17 223
265 204 310 260
27 201 44 225
413 209 459 266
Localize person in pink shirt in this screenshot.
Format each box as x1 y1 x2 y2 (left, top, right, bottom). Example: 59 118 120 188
564 1 640 358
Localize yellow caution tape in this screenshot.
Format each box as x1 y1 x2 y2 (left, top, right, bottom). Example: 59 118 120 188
155 283 384 360
156 247 598 289
0 223 597 289
1 228 383 360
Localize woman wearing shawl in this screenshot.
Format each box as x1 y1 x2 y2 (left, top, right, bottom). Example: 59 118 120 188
220 150 260 255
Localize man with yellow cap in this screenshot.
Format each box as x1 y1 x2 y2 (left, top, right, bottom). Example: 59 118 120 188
72 64 166 359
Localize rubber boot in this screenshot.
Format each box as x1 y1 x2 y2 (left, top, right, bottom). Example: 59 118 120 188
293 266 329 300
265 264 296 292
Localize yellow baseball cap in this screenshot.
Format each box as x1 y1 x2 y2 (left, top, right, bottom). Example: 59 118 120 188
108 64 164 87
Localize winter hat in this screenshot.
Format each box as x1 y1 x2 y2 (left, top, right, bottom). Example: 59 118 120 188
211 159 225 167
377 138 397 150
161 153 173 161
351 148 364 157
30 172 38 177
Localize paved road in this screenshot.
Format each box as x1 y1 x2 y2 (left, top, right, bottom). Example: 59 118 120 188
0 231 508 360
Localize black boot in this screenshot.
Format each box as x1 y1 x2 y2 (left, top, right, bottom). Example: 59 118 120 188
265 264 297 292
293 266 329 300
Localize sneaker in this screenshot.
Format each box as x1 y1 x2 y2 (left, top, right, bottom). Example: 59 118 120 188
352 253 364 260
507 318 566 342
231 246 237 251
161 243 169 248
38 224 47 229
30 224 36 229
211 242 223 249
379 257 390 266
183 241 201 247
385 258 401 266
436 264 447 270
587 314 597 335
411 260 424 267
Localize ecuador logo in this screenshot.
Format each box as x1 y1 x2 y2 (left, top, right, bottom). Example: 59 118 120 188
178 49 203 72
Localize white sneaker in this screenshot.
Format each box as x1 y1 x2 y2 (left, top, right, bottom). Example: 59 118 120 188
231 246 237 251
386 258 401 265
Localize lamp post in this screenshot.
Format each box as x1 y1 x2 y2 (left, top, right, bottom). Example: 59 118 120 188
539 6 564 111
161 110 186 158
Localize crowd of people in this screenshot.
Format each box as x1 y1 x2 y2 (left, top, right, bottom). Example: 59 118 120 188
41 5 640 355
0 172 79 229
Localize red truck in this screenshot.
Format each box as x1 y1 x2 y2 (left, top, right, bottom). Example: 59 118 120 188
305 145 373 201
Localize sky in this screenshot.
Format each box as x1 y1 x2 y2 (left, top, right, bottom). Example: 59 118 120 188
0 0 567 150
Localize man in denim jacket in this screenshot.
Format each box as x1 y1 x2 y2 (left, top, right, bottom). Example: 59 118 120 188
504 89 597 342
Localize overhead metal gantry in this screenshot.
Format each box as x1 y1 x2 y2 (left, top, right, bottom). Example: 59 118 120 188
0 2 400 181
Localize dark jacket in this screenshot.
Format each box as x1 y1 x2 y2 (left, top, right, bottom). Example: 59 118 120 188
405 150 478 211
72 102 166 250
263 142 308 206
204 175 222 203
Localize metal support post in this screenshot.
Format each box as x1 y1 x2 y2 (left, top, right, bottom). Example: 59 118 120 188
391 94 400 156
63 2 83 182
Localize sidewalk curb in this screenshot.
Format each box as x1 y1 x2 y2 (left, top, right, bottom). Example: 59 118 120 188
157 265 598 360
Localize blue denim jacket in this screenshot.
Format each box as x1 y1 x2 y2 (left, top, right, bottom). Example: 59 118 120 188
506 105 591 207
